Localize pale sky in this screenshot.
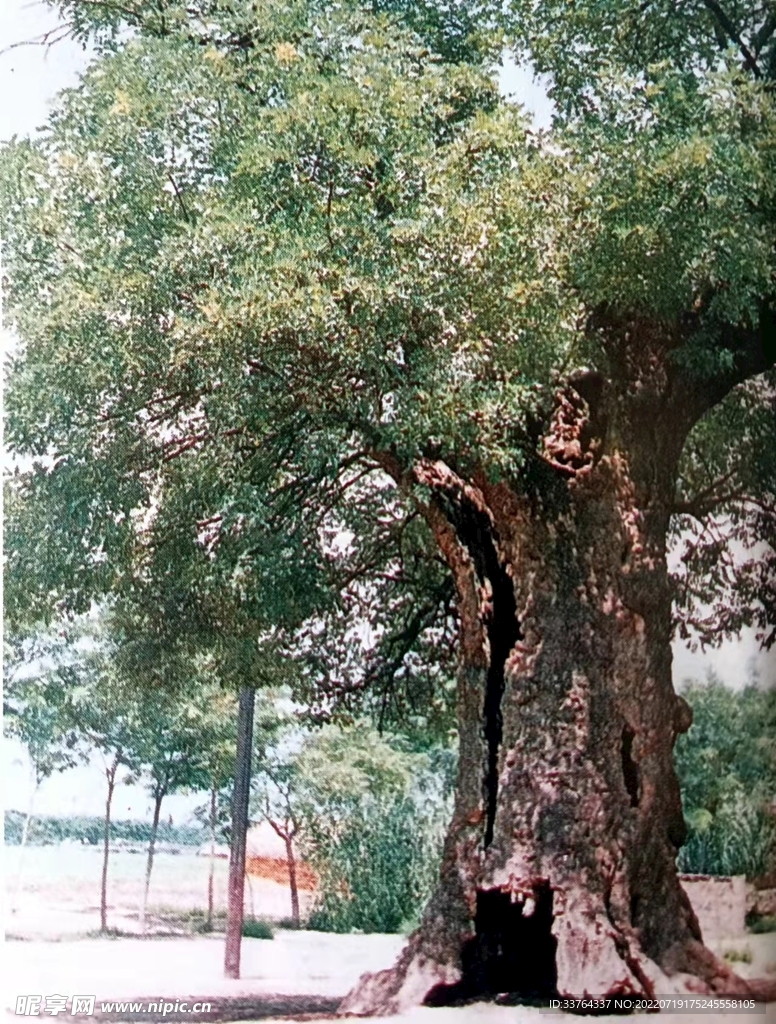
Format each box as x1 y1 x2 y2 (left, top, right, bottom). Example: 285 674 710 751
0 0 772 821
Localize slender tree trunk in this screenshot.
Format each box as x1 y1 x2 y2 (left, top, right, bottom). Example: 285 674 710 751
224 685 255 979
140 787 165 933
285 834 300 928
207 785 217 930
343 355 774 1014
101 756 119 934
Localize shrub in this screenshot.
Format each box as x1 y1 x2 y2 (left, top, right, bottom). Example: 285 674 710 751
4 809 206 847
675 678 776 878
241 918 274 939
747 914 776 934
723 947 752 964
307 794 446 934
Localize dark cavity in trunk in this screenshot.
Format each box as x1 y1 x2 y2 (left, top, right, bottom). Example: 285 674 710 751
442 497 520 847
425 884 558 1006
620 725 639 808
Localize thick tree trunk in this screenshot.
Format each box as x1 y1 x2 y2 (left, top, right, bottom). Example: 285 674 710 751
101 756 119 934
224 685 255 979
343 360 772 1014
140 787 165 933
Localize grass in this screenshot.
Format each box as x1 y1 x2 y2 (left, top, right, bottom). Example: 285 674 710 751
84 928 137 940
242 918 274 940
748 914 776 934
723 947 753 964
276 917 301 930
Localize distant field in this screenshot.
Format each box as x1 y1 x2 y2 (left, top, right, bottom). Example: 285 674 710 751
6 845 312 939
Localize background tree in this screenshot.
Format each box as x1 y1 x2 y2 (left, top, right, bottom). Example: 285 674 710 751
296 725 452 935
251 692 306 927
3 628 80 905
192 689 238 931
675 674 776 878
131 679 235 932
61 636 144 934
253 757 304 927
2 0 775 1005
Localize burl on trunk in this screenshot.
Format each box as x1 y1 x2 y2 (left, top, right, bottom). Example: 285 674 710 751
342 336 772 1015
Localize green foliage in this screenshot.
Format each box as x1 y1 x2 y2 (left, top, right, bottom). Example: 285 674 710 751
307 792 445 934
241 918 274 939
293 725 450 933
4 630 81 785
673 377 776 650
748 915 776 934
723 947 752 965
504 0 776 112
251 717 452 933
4 809 205 846
2 0 775 734
676 677 776 877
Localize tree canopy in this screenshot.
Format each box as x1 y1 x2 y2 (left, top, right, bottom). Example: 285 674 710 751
2 0 774 719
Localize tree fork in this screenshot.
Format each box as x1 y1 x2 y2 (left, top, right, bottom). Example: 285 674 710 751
224 685 255 980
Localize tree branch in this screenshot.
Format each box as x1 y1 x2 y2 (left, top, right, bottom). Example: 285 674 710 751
167 174 192 224
700 0 761 76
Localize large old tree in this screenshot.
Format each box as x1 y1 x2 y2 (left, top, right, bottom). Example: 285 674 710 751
3 0 775 1008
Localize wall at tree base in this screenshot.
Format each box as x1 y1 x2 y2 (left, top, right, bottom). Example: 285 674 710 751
747 888 776 918
679 875 747 939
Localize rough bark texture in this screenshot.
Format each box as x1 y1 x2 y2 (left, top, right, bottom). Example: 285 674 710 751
341 330 774 1014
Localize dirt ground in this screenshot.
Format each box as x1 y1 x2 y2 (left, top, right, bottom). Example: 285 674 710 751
4 845 776 1023
5 846 313 938
4 931 775 1023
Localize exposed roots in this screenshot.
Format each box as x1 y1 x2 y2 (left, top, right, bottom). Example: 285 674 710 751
337 909 774 1017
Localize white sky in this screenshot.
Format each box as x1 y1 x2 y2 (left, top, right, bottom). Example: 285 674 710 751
0 0 772 822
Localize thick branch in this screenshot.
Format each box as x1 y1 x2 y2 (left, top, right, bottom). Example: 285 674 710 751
676 299 776 426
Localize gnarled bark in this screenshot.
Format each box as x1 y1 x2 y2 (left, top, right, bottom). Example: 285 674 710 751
342 341 774 1015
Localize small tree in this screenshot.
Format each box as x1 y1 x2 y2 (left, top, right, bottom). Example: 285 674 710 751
192 695 238 930
67 657 142 933
254 723 450 934
3 630 79 904
253 758 303 927
250 689 304 925
132 690 218 932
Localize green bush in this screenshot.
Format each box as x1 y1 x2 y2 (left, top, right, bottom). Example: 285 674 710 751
675 678 776 878
307 794 445 934
747 915 776 934
241 918 274 939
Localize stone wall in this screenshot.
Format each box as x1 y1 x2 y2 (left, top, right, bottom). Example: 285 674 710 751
679 874 747 939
